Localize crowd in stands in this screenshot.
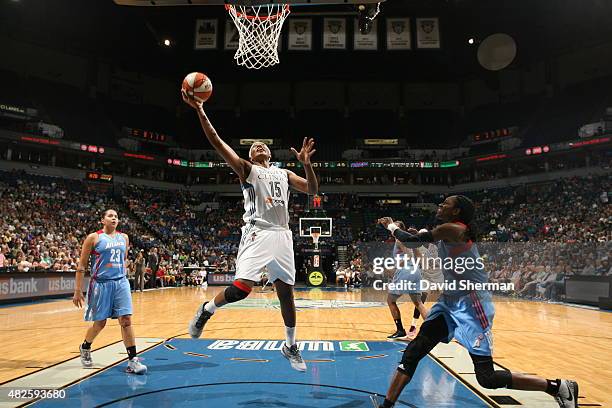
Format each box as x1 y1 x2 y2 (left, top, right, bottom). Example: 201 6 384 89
353 174 611 301
122 185 238 282
1 169 610 303
0 171 143 273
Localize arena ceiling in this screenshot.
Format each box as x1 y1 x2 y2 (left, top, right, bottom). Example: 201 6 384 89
1 0 611 81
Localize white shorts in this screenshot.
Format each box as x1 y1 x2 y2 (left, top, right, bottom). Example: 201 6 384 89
421 269 444 285
235 225 295 285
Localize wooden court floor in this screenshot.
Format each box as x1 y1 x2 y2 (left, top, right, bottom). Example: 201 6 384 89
1 286 610 406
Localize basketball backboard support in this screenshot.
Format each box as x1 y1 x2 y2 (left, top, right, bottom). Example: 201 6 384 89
114 0 384 6
299 217 332 238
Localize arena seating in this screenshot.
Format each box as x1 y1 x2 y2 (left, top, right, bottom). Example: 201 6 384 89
1 169 609 301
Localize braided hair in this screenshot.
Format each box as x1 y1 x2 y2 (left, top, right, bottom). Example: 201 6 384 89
453 195 478 241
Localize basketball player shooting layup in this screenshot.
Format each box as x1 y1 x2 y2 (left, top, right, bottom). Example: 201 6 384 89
181 89 318 372
73 209 147 374
374 195 578 408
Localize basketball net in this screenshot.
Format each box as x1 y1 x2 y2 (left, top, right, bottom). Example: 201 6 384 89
311 231 321 250
225 4 290 69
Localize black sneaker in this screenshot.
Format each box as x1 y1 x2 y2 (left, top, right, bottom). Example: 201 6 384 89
188 302 213 339
387 330 407 340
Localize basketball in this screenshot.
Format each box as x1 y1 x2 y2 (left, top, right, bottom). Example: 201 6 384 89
182 72 213 103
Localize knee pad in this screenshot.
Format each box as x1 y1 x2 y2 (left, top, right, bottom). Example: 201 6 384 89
398 334 436 377
473 361 512 389
224 281 252 303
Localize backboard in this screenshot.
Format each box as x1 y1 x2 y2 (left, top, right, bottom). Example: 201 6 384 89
299 217 332 238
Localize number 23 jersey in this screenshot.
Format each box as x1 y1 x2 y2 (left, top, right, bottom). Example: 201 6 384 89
91 231 127 280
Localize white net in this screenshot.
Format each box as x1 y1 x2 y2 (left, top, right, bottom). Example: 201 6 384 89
226 4 291 70
310 227 321 250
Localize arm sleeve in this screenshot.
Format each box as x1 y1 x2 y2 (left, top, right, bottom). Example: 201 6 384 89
392 229 434 244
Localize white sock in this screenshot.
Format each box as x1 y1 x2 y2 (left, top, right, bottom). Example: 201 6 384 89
410 318 418 328
285 326 296 347
204 300 218 314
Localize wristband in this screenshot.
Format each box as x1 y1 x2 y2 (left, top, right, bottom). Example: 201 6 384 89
387 223 399 233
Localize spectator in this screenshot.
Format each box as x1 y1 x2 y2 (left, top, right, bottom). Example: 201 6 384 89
147 248 159 289
0 245 7 268
134 250 146 292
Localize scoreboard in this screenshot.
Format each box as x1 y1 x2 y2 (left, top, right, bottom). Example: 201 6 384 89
85 172 113 183
125 127 171 145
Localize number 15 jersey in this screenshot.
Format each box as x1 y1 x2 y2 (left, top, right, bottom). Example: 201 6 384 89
241 164 290 230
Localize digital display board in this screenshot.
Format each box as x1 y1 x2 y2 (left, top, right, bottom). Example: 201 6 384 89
476 154 508 162
124 153 155 161
125 127 170 144
20 136 60 146
167 159 457 169
471 128 513 144
86 172 113 183
569 137 610 148
80 144 105 154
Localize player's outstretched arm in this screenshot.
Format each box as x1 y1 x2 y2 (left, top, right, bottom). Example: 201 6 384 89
181 89 250 180
379 218 464 244
73 233 96 308
287 137 318 194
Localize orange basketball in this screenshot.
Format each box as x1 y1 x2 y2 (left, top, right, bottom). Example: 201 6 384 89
182 72 213 103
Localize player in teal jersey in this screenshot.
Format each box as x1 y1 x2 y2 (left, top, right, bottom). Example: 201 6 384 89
375 196 578 408
73 209 147 374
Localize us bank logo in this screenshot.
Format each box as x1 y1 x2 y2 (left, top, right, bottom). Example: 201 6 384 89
207 340 370 352
224 299 385 309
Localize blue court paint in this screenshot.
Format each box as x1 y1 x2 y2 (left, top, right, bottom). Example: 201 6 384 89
32 340 490 408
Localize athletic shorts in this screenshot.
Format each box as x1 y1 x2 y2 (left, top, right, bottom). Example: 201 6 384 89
425 290 495 356
421 268 444 285
388 267 422 296
235 225 295 285
84 277 132 321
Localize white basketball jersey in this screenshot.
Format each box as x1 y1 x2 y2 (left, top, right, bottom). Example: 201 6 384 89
420 243 443 283
242 164 290 229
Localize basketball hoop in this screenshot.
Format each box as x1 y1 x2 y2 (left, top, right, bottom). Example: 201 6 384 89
225 3 291 69
310 230 321 250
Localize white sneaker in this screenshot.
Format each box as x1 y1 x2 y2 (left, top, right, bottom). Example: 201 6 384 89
555 379 578 408
188 302 213 339
79 344 93 367
126 357 147 375
281 344 307 372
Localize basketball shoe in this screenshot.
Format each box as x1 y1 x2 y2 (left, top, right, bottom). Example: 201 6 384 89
188 301 213 339
281 344 307 372
126 357 147 375
555 380 578 408
387 329 407 341
402 327 418 340
79 344 93 367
